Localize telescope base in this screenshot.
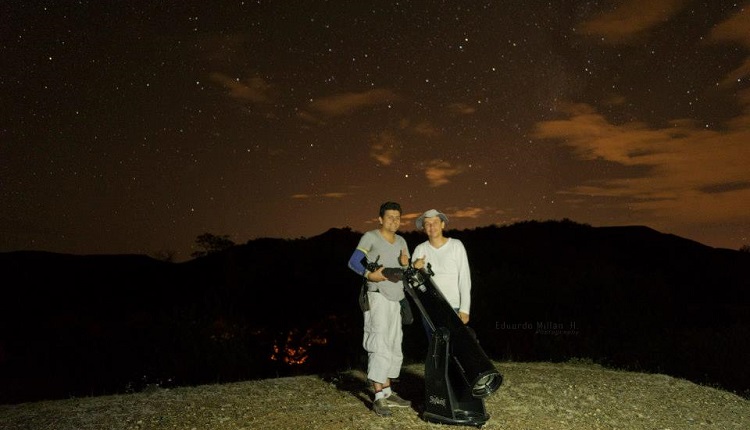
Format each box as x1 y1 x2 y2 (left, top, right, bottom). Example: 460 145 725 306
423 409 489 427
422 327 490 428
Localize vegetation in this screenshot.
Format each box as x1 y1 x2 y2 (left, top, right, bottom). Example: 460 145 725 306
1 361 747 430
1 221 748 407
190 233 236 258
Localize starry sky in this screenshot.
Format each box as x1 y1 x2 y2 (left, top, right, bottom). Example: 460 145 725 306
2 1 749 261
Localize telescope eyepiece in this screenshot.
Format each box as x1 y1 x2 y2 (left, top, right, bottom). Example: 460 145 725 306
471 372 502 398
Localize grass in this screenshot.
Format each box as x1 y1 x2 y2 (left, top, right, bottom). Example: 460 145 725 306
1 361 748 429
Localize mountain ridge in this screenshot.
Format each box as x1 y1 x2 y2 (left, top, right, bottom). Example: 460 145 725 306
1 220 748 404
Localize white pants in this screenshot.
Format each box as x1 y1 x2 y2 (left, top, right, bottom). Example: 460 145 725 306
363 292 403 383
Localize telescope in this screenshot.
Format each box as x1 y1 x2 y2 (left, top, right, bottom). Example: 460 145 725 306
404 264 502 426
365 259 503 426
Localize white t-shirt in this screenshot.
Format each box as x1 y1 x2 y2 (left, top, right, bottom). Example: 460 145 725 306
412 238 471 314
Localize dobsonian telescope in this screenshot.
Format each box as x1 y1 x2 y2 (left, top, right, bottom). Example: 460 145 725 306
363 258 503 427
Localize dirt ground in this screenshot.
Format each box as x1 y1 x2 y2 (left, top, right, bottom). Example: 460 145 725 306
1 361 748 430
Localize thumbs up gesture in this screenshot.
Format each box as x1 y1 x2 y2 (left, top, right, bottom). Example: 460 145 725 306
399 248 409 267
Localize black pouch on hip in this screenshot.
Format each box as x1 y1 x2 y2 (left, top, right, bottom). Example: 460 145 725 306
400 297 414 325
358 281 370 312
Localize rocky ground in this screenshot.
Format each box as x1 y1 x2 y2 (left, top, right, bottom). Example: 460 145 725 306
1 361 748 430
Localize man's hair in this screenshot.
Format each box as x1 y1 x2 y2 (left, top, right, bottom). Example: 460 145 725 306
379 201 402 217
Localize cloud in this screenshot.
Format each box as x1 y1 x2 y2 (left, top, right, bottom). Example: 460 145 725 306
532 102 750 224
399 119 441 137
291 192 348 199
369 131 400 166
730 88 750 126
209 73 273 104
716 57 750 88
699 181 750 194
297 110 322 125
307 89 399 117
401 211 419 225
578 0 686 43
322 192 348 198
424 159 463 187
708 4 750 47
446 102 477 115
449 207 486 220
403 207 486 229
707 5 750 87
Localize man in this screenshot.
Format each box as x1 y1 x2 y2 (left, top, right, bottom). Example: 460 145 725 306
347 201 412 416
412 209 472 325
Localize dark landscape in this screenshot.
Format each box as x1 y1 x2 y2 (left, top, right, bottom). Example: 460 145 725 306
1 220 748 405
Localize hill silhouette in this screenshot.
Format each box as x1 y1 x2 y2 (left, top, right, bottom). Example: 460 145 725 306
1 220 748 405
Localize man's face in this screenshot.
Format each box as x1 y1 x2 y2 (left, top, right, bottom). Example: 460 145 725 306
380 209 402 233
423 216 444 239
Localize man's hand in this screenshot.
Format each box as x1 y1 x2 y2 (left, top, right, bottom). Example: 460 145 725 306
367 266 388 282
458 311 470 325
412 256 426 270
399 248 409 267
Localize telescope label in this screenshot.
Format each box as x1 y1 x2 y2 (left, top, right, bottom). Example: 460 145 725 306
428 395 447 407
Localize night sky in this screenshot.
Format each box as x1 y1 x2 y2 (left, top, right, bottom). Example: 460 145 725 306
2 1 749 261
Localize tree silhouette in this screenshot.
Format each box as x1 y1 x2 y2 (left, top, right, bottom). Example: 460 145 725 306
191 233 236 258
151 249 176 262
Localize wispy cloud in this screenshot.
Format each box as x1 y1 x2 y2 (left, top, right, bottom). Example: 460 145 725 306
369 131 400 166
709 4 750 47
307 89 399 117
532 102 750 224
403 207 486 230
291 192 348 199
208 73 273 104
449 207 486 220
446 102 477 115
399 119 441 137
424 159 463 187
708 5 750 87
322 192 348 198
401 211 419 226
578 0 686 43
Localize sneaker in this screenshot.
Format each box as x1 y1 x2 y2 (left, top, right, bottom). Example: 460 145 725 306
372 398 392 416
386 392 411 408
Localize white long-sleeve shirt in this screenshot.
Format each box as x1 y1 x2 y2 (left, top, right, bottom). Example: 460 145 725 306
412 238 471 315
